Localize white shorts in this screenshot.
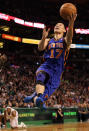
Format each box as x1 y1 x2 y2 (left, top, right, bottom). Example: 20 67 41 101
10 117 18 128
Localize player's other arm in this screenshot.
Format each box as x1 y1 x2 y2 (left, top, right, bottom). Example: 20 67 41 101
12 110 16 117
65 14 77 49
38 27 50 51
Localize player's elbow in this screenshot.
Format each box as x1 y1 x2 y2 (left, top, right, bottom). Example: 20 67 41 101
66 39 72 47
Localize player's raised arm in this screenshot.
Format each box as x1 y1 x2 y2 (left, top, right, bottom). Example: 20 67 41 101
65 14 77 49
38 27 50 51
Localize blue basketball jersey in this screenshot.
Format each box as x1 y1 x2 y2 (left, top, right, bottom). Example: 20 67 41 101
36 37 67 100
44 37 65 66
44 37 64 57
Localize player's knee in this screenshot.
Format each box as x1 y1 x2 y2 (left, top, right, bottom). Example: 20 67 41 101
36 71 49 85
35 71 49 98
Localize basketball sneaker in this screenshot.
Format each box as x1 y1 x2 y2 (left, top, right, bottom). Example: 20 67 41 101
24 93 46 109
24 92 37 103
36 97 46 109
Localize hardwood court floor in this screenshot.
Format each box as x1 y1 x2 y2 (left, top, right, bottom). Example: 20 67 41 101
1 122 89 131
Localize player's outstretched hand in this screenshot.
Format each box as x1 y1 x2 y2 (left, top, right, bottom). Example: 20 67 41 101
42 26 50 39
68 13 77 23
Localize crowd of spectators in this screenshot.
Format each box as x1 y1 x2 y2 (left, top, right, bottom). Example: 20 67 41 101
0 53 89 110
46 62 89 108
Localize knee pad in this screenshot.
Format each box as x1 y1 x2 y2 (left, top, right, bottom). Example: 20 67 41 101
36 71 49 85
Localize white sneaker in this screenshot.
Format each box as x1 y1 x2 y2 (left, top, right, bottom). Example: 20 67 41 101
20 122 27 128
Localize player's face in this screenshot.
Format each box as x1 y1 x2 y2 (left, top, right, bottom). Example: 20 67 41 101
7 108 11 115
54 23 66 34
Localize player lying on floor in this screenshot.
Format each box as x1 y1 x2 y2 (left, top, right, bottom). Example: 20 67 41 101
4 107 27 129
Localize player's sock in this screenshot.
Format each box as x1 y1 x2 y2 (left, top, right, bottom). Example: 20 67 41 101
24 92 37 103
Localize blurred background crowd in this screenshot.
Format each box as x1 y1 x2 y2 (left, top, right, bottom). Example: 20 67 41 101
0 50 89 111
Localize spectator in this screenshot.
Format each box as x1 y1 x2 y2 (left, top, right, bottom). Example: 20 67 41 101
52 108 63 123
78 103 89 122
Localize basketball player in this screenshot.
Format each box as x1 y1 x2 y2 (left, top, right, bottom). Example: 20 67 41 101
24 13 77 108
4 107 26 129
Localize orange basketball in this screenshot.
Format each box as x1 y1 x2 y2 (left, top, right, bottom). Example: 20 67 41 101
60 3 77 20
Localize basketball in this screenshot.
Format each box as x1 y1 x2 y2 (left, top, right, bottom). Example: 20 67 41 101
60 3 77 20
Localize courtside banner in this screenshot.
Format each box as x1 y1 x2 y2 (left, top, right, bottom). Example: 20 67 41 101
22 38 40 44
2 34 21 42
